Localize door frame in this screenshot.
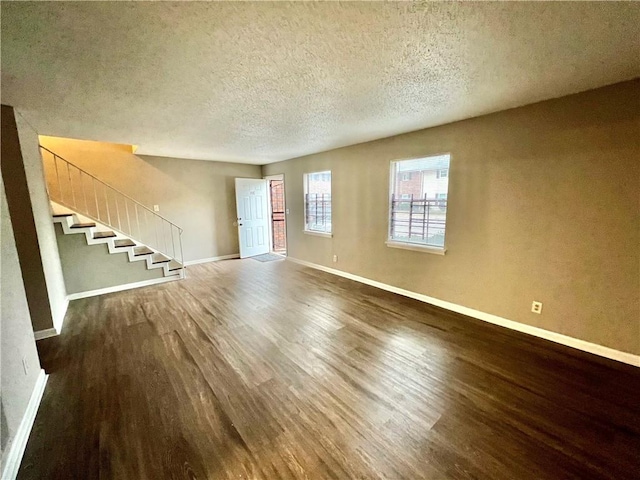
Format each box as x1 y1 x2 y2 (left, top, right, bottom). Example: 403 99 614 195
234 177 270 259
264 173 287 255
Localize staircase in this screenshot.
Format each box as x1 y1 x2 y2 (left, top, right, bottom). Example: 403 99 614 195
52 203 183 278
41 146 185 281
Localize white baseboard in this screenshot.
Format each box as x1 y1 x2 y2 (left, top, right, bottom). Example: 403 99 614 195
33 328 58 341
34 299 68 341
67 275 179 300
53 297 68 334
1 369 48 480
184 253 240 266
286 257 640 367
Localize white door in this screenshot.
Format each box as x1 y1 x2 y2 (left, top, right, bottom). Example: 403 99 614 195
235 178 270 258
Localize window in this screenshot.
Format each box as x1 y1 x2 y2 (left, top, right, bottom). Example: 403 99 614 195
389 154 450 249
304 171 332 234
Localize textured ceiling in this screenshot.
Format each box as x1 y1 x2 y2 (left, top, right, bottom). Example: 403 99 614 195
2 1 639 165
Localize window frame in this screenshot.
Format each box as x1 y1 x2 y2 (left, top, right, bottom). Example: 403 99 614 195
387 154 451 255
303 170 332 237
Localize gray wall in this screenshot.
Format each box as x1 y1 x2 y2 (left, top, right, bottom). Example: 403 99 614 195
39 138 262 262
264 80 640 355
1 174 42 464
15 113 68 331
54 224 163 294
1 105 67 333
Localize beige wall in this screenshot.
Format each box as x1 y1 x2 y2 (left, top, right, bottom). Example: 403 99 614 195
38 138 262 263
264 80 640 355
54 224 163 294
1 174 42 464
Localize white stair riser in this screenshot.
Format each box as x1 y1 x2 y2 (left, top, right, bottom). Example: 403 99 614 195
53 215 183 279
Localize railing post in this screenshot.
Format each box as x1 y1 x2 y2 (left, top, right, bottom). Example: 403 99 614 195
143 209 148 247
154 215 159 252
179 230 185 277
67 162 76 208
115 195 122 231
93 177 100 220
124 199 131 235
81 172 88 214
171 224 176 260
134 203 141 239
104 185 111 226
53 154 62 202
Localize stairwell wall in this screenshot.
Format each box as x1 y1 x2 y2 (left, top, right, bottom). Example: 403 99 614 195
38 137 262 264
53 224 163 294
1 105 67 334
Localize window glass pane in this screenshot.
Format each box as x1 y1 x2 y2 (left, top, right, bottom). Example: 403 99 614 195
304 171 332 233
389 155 450 247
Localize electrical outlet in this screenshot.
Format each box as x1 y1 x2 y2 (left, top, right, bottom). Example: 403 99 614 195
531 301 543 314
286 208 290 215
153 205 160 212
332 255 338 263
22 356 29 375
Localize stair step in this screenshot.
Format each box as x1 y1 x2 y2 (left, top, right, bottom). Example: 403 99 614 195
53 213 73 218
133 246 154 256
71 222 96 229
114 239 136 248
152 253 171 264
93 231 116 239
168 260 183 272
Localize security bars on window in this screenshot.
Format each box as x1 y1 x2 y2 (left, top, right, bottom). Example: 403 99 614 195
389 195 447 247
305 193 332 233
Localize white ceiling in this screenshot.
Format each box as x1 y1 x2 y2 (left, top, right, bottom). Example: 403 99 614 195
2 1 639 165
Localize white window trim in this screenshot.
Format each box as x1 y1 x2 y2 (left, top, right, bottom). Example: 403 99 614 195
304 230 333 238
303 170 332 235
388 154 451 254
385 240 446 255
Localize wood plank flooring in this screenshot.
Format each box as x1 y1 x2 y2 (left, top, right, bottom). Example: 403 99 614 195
19 259 640 479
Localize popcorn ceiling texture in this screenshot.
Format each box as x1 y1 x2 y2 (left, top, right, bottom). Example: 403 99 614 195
2 1 639 164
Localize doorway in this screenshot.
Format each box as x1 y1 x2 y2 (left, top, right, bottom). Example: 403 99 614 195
265 174 287 255
234 178 270 259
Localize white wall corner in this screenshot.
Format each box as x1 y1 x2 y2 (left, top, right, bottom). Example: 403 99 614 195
14 110 69 335
286 257 640 368
52 297 69 334
1 369 48 480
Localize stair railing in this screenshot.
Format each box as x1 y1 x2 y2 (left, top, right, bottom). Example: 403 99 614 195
39 146 185 270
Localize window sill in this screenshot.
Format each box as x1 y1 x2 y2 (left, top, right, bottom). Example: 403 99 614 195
304 230 333 238
385 241 446 255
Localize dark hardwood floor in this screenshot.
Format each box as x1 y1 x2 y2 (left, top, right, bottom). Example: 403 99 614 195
19 259 640 479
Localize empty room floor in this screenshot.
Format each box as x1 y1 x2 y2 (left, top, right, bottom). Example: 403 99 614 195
20 260 640 479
